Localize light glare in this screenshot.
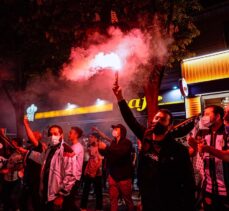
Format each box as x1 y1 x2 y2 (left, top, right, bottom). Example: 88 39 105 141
95 98 106 106
90 52 122 71
66 103 77 110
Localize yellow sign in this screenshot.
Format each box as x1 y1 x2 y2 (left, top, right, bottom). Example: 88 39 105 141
30 95 183 120
128 96 163 111
35 103 113 119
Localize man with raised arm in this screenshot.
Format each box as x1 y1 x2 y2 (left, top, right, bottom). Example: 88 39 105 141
112 83 195 211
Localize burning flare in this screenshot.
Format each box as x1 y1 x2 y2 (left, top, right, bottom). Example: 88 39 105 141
90 52 122 71
62 27 152 81
61 26 169 82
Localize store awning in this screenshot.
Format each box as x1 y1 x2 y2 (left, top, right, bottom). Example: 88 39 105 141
181 50 229 84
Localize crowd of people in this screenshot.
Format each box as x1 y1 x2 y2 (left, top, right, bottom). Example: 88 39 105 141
0 83 229 211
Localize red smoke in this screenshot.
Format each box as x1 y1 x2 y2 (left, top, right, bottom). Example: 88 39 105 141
62 27 152 81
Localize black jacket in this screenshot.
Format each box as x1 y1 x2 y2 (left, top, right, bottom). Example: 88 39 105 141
118 99 195 211
138 135 195 211
106 137 133 181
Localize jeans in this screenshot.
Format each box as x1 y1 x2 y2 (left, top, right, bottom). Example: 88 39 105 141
108 175 134 211
20 184 41 211
2 179 22 211
80 175 103 210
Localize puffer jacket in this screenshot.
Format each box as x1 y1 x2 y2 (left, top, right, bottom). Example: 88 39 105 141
29 142 77 201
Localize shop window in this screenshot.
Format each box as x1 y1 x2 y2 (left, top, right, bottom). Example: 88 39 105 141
203 94 229 109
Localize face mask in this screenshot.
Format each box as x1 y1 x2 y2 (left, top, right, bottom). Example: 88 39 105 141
200 116 212 128
112 130 118 138
50 135 61 146
153 122 167 135
225 125 229 134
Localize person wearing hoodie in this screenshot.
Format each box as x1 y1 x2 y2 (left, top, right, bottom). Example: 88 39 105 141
94 124 134 211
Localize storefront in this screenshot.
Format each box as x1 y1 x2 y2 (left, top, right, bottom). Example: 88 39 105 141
181 50 229 118
25 88 185 137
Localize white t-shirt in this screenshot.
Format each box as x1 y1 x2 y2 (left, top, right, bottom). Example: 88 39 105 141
71 142 84 181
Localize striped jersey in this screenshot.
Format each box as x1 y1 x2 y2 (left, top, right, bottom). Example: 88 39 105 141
203 125 228 196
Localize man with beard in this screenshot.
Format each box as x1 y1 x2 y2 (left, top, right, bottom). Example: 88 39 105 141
112 84 195 211
191 105 229 210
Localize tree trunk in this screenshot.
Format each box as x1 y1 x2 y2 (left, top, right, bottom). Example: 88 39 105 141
15 100 25 139
144 65 165 126
2 84 25 139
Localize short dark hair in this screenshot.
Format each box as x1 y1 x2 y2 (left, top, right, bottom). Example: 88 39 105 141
48 125 63 136
158 109 173 124
71 127 83 138
90 132 100 140
205 105 224 120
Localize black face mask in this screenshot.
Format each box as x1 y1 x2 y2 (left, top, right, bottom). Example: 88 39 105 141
153 122 167 135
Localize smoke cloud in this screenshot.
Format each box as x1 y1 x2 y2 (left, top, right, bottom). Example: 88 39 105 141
62 25 171 83
0 20 173 135
62 27 150 81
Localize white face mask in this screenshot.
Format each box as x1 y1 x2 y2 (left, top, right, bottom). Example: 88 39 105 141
112 130 118 138
50 135 61 146
200 116 212 128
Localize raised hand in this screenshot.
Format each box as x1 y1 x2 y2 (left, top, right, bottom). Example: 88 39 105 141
112 83 123 101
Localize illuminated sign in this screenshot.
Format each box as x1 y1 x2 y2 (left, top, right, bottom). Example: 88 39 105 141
179 78 189 97
128 96 162 111
128 94 183 111
34 103 113 119
182 50 229 84
185 96 201 118
26 104 38 122
26 92 183 120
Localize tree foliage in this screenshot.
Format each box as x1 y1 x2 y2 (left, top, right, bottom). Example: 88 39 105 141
0 0 201 135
